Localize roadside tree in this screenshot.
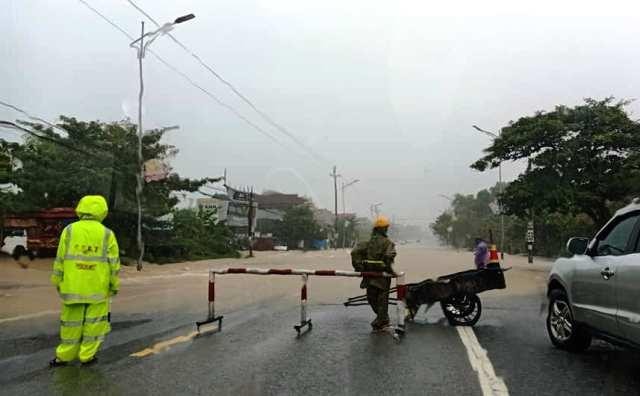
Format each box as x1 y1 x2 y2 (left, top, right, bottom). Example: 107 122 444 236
472 98 640 227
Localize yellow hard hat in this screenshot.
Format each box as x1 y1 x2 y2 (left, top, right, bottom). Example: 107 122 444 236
373 215 390 228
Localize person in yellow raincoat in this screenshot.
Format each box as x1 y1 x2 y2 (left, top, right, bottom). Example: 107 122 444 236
49 195 120 367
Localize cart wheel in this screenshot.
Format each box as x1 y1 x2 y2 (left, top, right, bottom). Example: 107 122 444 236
406 306 418 322
440 293 481 326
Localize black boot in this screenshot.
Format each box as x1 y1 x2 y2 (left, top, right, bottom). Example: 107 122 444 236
49 358 67 368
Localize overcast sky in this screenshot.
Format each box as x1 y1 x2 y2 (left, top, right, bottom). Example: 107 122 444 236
3 0 640 225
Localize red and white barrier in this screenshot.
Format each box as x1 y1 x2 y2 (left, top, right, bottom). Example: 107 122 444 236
196 267 406 338
395 272 407 337
295 274 311 334
196 270 223 333
210 267 397 277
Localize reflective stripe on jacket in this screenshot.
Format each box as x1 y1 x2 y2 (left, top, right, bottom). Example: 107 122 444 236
363 233 396 289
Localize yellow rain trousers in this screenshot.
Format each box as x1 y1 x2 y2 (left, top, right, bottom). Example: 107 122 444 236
56 301 111 363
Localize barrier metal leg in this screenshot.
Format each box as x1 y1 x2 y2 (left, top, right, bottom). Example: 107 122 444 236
196 271 223 333
294 274 312 335
394 273 406 341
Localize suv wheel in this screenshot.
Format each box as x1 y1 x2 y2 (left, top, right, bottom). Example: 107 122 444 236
547 288 591 352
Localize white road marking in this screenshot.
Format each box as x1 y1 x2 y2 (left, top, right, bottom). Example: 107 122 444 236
0 310 59 324
456 326 509 396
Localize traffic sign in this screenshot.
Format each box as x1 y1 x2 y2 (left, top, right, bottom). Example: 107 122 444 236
526 221 534 243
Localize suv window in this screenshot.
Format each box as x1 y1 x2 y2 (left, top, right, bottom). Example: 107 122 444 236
596 214 640 256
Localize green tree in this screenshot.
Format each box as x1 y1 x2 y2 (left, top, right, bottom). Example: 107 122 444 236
472 98 640 226
7 117 213 259
172 208 239 260
0 140 23 239
430 211 455 246
279 203 326 249
336 215 357 248
430 185 526 251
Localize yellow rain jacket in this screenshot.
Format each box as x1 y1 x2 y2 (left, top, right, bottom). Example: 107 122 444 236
51 195 120 304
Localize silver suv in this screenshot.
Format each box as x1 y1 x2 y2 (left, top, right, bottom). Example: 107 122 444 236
547 199 640 352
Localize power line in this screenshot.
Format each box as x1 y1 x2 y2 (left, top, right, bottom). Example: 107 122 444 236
0 104 135 179
0 100 131 162
125 0 326 164
0 120 110 160
0 101 70 137
78 0 301 157
0 119 170 191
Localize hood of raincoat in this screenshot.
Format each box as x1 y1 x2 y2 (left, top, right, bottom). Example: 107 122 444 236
75 195 109 222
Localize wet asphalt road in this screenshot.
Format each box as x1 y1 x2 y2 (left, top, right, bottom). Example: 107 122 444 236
3 289 640 396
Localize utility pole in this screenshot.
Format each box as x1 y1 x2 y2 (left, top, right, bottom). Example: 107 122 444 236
247 186 254 258
330 166 340 249
526 159 534 264
108 141 119 211
342 182 346 217
135 21 145 271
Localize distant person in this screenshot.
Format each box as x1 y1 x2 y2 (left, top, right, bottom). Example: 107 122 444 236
351 215 397 332
474 238 490 269
49 195 120 367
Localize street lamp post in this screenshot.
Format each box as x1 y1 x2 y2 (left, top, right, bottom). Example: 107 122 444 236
129 14 195 271
437 194 456 247
341 179 360 215
340 178 359 248
472 125 504 259
370 202 383 219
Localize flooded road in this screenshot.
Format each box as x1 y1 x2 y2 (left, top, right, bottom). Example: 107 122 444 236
2 247 640 395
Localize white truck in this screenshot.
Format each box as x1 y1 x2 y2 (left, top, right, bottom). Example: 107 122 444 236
1 229 28 259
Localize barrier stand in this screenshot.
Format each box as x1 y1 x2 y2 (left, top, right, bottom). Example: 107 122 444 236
294 274 312 335
196 268 406 338
394 273 407 340
195 271 223 333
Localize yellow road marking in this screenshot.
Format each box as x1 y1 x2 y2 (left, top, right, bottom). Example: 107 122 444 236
131 331 199 357
131 328 221 357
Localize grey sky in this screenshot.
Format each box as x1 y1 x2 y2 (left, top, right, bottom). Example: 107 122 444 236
3 1 640 225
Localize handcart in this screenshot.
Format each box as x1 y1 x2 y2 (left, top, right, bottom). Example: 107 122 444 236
344 264 507 326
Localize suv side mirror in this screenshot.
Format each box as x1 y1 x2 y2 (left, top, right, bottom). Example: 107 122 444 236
567 237 589 255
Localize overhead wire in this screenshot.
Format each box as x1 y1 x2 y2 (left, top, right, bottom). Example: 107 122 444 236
78 0 299 156
0 120 105 159
0 105 134 179
125 0 327 164
0 99 132 162
0 100 70 137
0 118 161 192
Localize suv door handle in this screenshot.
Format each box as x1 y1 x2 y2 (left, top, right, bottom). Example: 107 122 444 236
601 267 615 280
